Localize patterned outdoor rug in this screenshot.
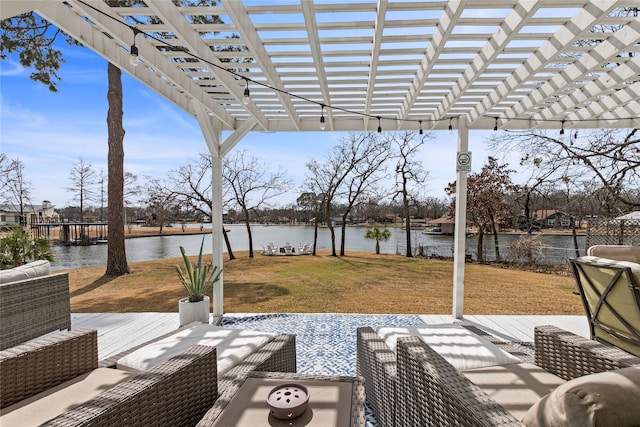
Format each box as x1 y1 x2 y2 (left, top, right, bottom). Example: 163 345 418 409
221 313 424 427
221 312 423 375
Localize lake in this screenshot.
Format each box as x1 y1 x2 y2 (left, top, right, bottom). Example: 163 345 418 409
50 224 586 271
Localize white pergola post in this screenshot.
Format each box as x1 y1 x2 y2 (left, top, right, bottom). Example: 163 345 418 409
453 117 469 319
210 154 224 317
196 109 224 317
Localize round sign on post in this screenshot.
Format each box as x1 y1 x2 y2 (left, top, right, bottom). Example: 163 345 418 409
457 152 472 172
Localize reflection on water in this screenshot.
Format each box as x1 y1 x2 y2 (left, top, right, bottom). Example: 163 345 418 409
50 224 586 271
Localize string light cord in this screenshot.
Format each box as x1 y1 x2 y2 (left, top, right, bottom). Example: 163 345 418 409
74 0 638 131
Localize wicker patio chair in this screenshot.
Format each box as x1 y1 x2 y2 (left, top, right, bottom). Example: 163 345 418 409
357 325 640 427
570 255 640 356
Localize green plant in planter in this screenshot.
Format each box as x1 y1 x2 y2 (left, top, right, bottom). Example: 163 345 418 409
176 237 222 302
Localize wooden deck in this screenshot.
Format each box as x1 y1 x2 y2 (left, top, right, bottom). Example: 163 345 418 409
70 312 589 361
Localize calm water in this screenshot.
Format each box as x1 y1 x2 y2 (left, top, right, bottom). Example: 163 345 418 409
50 224 586 270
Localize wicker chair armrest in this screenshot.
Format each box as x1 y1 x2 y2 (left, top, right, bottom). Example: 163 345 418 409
396 336 523 427
44 345 217 427
534 325 640 380
356 326 397 427
0 328 97 408
197 333 296 426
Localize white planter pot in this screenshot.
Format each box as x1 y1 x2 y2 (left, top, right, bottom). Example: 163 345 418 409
178 295 210 326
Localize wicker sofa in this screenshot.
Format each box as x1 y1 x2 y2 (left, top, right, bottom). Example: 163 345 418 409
0 328 218 426
0 260 71 350
1 320 296 426
357 324 640 427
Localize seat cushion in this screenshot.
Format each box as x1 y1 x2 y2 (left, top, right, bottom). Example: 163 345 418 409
376 324 521 370
0 368 134 427
522 365 640 427
116 324 277 374
587 245 640 263
462 363 566 420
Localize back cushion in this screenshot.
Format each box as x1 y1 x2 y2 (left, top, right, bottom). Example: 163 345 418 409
587 245 640 263
0 260 51 284
575 256 640 356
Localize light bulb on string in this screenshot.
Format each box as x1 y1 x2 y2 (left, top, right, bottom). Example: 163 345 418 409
319 105 326 130
419 120 423 135
494 117 498 131
559 120 565 136
242 78 250 105
129 27 140 67
448 117 453 133
377 117 382 133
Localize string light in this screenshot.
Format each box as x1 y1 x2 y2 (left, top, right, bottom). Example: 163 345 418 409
319 104 326 130
242 78 250 105
129 28 140 67
75 0 637 134
418 120 423 135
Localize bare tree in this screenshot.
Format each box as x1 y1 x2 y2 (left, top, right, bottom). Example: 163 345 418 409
144 177 177 234
67 158 96 223
168 153 235 259
306 148 350 256
223 150 292 257
336 132 391 256
390 131 431 257
446 157 518 262
489 128 640 210
1 157 33 225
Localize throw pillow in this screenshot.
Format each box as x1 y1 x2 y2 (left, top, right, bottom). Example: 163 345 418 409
522 365 640 427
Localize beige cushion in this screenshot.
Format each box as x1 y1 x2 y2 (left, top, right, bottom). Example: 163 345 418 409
522 365 640 427
0 260 51 284
0 368 134 427
587 245 640 263
462 363 566 420
117 324 276 374
377 324 521 370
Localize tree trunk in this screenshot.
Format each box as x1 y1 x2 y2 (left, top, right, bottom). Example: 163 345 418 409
222 227 234 260
403 191 412 257
477 229 485 263
312 213 319 256
339 212 349 256
243 209 253 257
572 222 580 257
375 240 380 254
325 204 336 256
490 215 501 261
105 62 129 275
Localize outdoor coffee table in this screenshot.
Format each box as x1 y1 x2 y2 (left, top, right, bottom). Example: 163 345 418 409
207 371 366 426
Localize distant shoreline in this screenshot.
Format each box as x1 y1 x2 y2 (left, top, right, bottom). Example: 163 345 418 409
35 222 586 244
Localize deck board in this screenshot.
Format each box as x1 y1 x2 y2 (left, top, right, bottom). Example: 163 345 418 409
70 312 590 361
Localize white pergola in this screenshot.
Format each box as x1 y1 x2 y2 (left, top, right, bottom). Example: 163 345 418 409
4 0 639 317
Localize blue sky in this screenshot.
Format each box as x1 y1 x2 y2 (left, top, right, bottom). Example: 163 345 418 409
1 33 497 209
